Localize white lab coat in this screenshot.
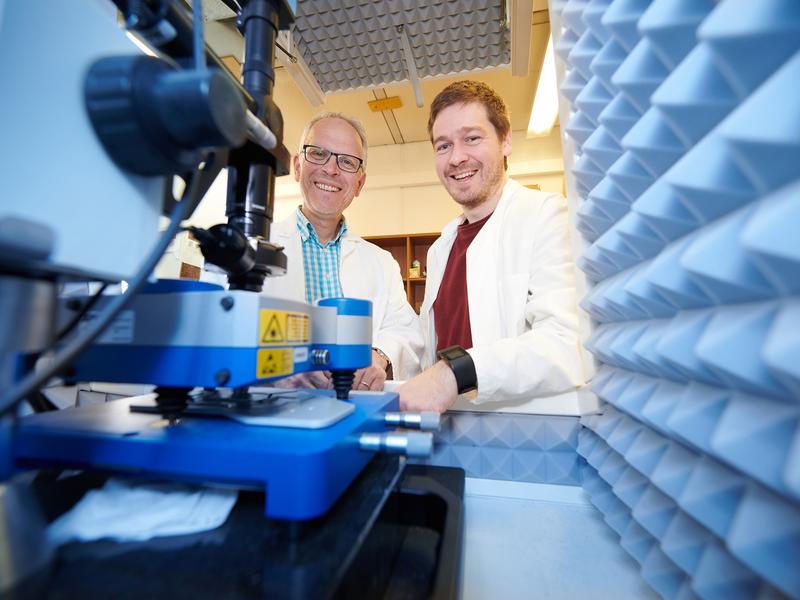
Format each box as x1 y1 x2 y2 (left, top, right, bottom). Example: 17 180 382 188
262 213 423 380
419 179 586 404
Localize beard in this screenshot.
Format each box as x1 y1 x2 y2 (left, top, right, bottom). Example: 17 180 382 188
444 158 506 211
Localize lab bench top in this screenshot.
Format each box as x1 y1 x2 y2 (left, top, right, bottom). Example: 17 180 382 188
461 478 657 600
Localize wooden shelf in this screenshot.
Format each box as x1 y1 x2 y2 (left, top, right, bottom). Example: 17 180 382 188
364 232 440 313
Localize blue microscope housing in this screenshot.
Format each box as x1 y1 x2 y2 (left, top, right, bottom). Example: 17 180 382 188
11 280 400 520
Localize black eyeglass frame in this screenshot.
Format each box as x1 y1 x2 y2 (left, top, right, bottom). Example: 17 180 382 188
301 144 364 173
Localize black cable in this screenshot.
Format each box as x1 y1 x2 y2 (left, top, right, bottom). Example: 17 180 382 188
12 283 111 407
217 0 241 14
26 390 58 413
55 283 109 343
19 355 58 412
275 41 295 62
0 162 212 417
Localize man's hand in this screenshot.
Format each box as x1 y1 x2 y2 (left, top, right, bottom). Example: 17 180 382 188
272 371 332 389
398 361 458 413
352 349 389 392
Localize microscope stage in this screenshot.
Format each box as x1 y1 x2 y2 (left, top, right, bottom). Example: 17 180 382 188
13 391 399 520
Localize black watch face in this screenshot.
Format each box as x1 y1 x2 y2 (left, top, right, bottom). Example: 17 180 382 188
438 346 476 393
440 346 465 361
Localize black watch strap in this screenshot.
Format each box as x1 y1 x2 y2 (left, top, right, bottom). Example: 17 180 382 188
437 345 478 394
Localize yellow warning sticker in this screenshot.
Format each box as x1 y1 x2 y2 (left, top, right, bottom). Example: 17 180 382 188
260 311 285 344
286 313 310 343
256 348 294 379
259 310 310 346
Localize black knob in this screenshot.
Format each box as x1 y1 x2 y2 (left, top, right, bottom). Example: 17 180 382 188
190 224 255 276
154 68 247 150
85 56 247 175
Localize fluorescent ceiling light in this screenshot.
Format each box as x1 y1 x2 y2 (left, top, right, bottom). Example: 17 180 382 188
527 33 558 137
398 25 424 108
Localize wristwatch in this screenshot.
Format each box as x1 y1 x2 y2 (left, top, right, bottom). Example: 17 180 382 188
372 346 393 378
436 345 478 394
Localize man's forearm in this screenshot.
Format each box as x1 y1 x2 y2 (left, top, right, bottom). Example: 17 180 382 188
398 360 458 413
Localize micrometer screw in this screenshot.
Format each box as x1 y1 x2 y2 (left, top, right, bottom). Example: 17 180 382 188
220 296 235 311
311 349 330 366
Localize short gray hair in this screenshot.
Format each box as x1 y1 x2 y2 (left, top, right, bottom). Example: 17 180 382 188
298 112 369 172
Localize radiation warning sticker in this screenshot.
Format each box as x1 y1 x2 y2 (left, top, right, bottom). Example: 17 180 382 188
259 310 310 346
256 348 294 379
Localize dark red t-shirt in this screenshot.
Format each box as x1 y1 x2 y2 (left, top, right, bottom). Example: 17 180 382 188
434 213 493 352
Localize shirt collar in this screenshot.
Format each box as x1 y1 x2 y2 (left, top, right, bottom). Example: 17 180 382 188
295 206 348 246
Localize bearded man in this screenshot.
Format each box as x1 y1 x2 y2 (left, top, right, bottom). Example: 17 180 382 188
398 81 585 412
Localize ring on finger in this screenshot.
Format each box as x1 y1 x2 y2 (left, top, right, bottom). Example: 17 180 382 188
359 381 370 388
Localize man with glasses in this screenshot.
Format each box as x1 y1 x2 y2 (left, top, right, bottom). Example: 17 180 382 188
262 112 422 390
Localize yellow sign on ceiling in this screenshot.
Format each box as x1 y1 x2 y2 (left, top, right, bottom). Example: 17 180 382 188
368 96 403 112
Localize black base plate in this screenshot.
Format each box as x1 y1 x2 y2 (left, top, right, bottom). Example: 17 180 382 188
10 458 464 600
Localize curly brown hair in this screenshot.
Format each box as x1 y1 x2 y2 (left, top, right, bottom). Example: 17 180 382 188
427 80 511 142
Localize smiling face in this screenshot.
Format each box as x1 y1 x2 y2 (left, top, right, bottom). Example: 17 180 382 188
293 117 366 224
431 102 512 219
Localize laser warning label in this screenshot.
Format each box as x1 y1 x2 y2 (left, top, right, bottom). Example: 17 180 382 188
259 310 309 346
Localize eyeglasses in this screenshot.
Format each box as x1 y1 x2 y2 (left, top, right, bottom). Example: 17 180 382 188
302 144 364 173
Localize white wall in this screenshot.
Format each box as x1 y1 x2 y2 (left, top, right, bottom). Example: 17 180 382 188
189 127 565 237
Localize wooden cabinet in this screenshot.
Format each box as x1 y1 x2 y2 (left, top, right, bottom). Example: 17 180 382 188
363 232 440 313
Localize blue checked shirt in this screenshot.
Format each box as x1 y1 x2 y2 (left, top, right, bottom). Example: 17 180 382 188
296 207 347 304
